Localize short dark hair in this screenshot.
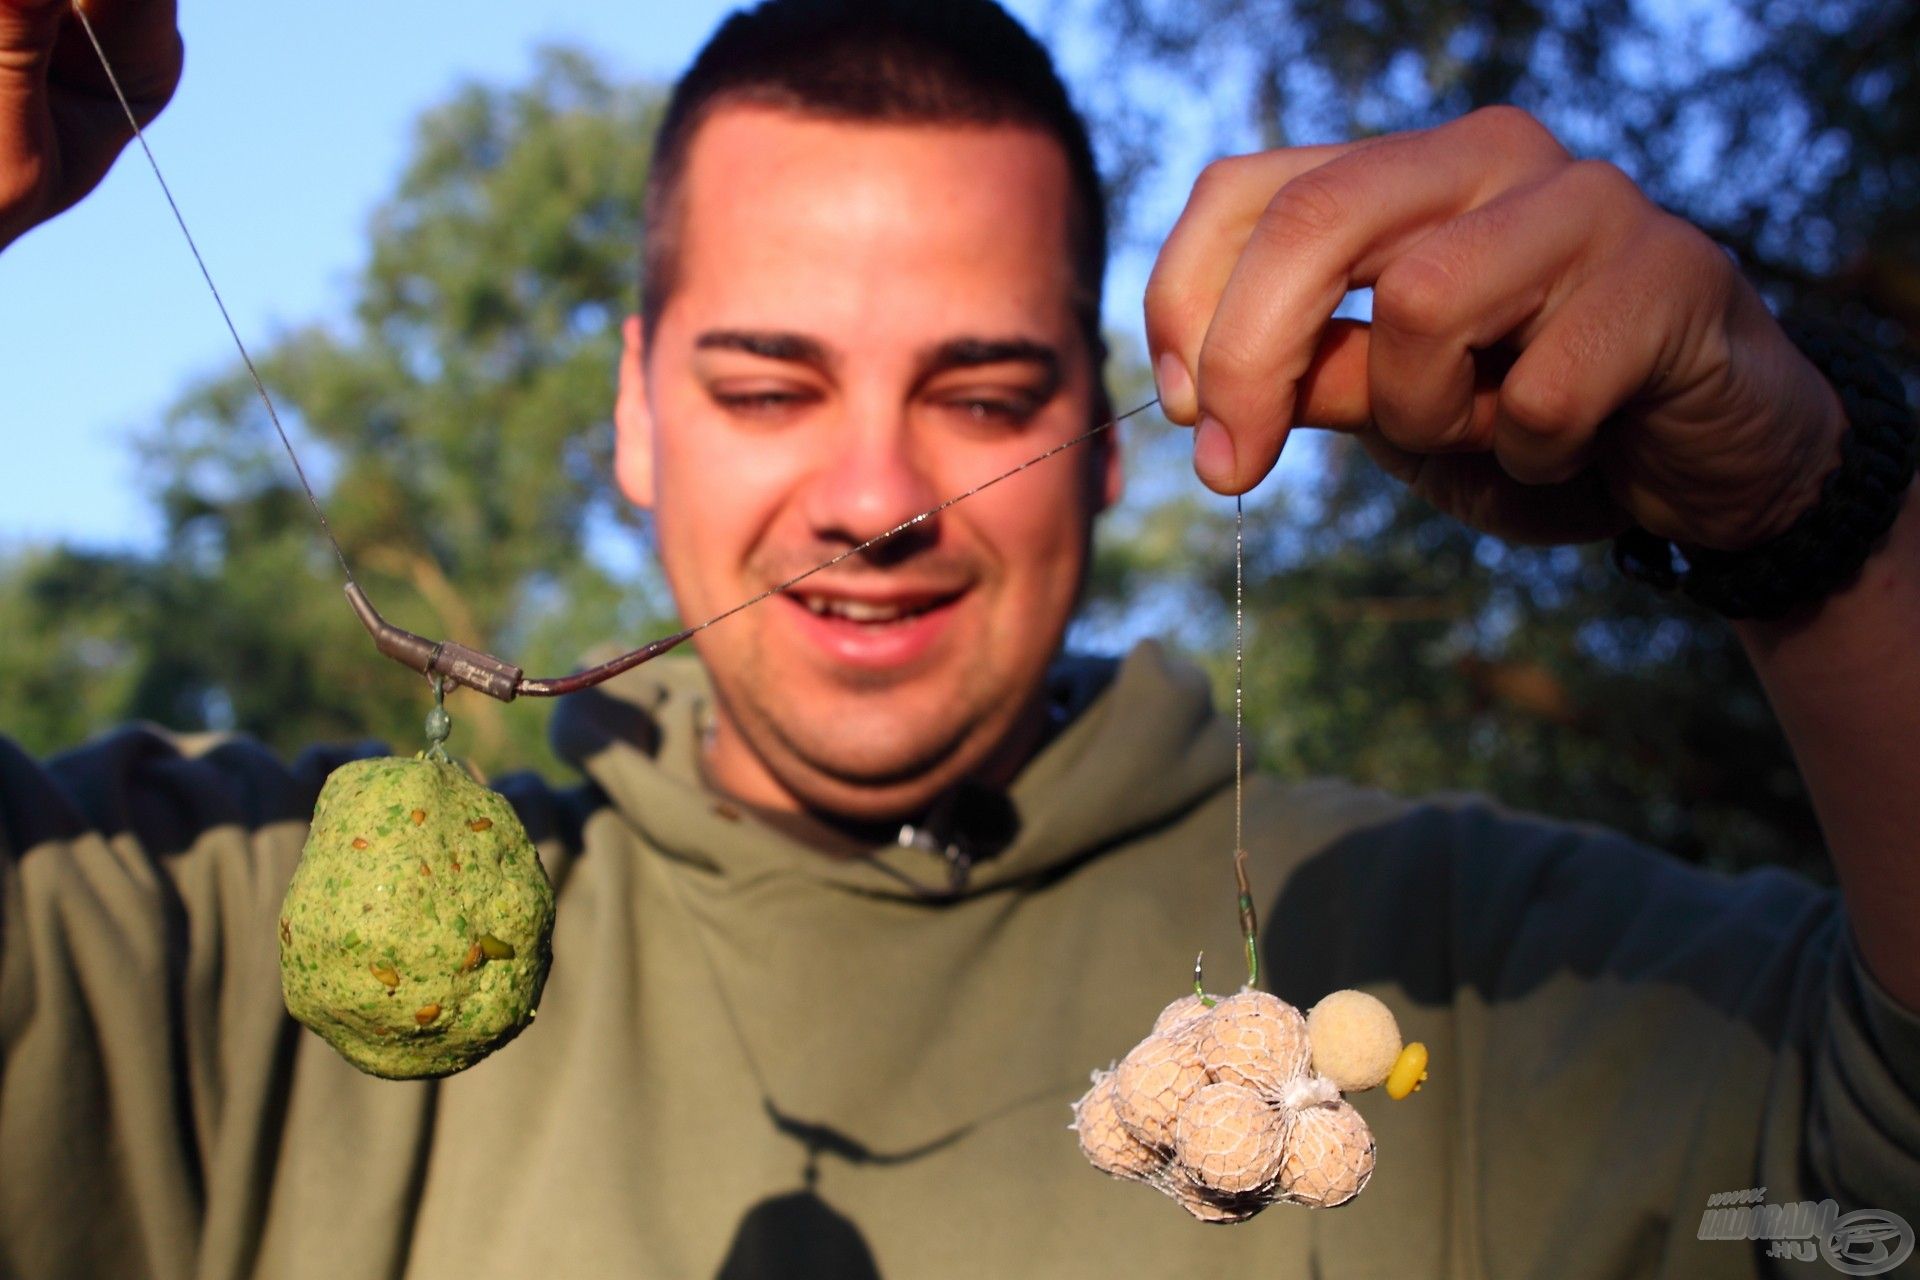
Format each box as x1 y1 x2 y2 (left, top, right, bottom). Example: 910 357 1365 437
641 0 1108 358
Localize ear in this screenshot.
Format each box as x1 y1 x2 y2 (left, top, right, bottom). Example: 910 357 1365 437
614 313 656 509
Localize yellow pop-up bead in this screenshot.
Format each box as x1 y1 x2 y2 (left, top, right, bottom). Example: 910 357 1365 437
1385 1042 1430 1100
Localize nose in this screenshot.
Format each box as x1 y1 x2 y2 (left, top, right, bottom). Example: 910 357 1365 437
798 409 943 557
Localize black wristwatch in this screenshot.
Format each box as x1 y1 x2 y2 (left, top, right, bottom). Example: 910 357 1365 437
1612 319 1917 621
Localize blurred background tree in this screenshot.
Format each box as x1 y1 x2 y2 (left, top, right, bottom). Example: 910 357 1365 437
1069 0 1916 879
4 2 1914 876
1 50 673 779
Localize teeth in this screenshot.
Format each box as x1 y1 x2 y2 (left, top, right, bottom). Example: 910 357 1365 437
797 595 929 622
832 599 906 622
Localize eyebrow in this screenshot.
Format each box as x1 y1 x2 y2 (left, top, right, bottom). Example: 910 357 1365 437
694 329 832 368
918 337 1061 387
692 329 1062 390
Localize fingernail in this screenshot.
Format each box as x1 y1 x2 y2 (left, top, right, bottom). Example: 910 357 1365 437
1193 415 1235 489
1155 352 1195 421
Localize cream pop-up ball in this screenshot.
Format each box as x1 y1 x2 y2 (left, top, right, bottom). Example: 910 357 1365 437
1072 988 1428 1223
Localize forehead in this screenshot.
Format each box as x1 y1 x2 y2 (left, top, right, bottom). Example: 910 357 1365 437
667 105 1079 340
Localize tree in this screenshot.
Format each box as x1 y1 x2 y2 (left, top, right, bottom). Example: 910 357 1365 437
1063 0 1915 877
4 17 1895 875
75 49 673 778
0 546 157 756
1070 0 1918 346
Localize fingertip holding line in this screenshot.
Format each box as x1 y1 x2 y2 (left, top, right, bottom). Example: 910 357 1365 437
1155 351 1198 424
1194 416 1241 492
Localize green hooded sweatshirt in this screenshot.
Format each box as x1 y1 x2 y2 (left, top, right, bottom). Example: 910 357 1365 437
1 643 1915 1279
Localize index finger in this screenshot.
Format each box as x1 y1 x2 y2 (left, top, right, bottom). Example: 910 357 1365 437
1166 108 1569 494
1144 141 1362 425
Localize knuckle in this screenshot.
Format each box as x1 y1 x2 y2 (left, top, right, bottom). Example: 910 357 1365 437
1372 254 1466 342
1189 154 1253 205
1259 168 1352 246
1141 268 1206 350
1559 157 1645 210
1195 330 1268 399
1645 214 1730 290
1500 370 1578 438
1463 104 1568 161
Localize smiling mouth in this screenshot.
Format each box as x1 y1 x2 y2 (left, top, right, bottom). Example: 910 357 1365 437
786 590 964 624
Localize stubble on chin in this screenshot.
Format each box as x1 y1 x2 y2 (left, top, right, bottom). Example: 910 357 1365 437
745 666 984 793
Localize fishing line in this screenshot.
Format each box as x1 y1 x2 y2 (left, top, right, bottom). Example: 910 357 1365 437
75 5 1156 700
72 7 356 588
1233 494 1258 990
79 9 1261 988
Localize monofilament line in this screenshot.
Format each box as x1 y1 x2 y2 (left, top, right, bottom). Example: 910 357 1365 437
1234 494 1244 855
74 7 356 586
80 10 1161 672
668 400 1161 646
1231 493 1259 991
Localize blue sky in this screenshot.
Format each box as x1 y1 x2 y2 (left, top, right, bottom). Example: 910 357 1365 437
0 0 1103 552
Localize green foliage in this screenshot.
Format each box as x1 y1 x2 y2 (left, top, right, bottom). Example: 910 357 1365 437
1062 0 1920 877
0 547 154 754
4 14 1898 877
1073 0 1919 339
2 49 673 777
1085 421 1820 876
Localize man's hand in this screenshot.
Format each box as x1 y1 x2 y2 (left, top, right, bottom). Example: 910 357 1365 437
0 0 181 250
1145 107 1846 551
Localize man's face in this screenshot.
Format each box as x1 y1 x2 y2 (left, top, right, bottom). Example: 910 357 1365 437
616 106 1118 823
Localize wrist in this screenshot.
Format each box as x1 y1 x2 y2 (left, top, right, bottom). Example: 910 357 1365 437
1613 320 1918 621
1739 354 1851 548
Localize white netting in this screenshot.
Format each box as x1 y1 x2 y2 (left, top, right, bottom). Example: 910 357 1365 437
1072 989 1397 1224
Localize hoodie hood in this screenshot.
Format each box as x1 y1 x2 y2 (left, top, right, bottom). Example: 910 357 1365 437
547 640 1236 899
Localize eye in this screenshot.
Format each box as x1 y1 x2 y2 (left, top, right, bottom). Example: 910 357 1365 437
710 385 819 419
934 389 1043 429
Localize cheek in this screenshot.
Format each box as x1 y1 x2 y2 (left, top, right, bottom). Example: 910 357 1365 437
650 429 792 611
971 472 1097 598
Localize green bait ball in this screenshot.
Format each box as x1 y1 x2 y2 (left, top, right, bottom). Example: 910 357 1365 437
278 756 555 1079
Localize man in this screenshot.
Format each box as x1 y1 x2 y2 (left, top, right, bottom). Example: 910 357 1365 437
1 1 1915 1278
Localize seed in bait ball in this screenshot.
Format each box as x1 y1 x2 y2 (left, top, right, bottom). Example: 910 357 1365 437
1173 1082 1289 1197
1151 993 1219 1035
1071 1073 1165 1184
469 817 493 832
1112 1028 1210 1149
1306 989 1403 1092
280 756 555 1080
1198 991 1312 1098
1278 1100 1375 1208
